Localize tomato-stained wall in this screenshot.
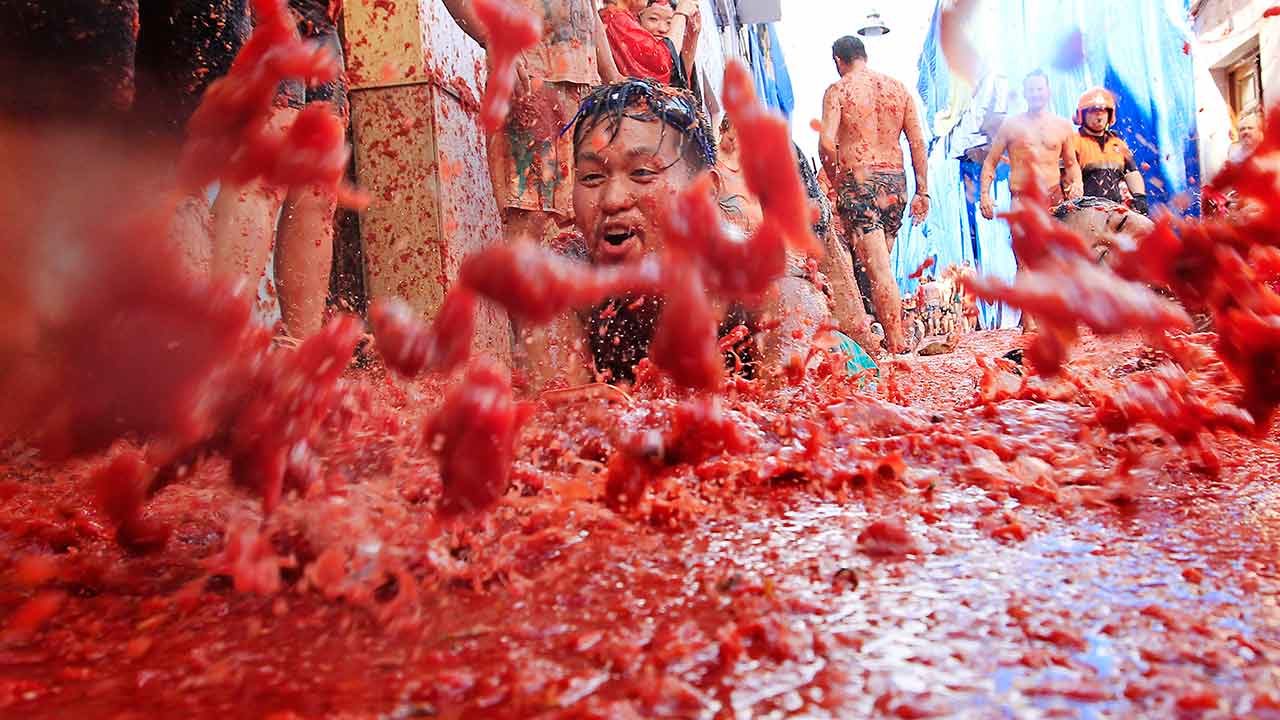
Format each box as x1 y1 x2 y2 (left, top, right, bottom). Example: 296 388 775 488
343 0 508 362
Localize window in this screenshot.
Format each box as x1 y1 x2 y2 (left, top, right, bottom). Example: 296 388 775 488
1229 52 1262 118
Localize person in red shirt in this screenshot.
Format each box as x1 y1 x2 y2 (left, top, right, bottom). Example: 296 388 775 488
601 0 697 86
638 0 700 90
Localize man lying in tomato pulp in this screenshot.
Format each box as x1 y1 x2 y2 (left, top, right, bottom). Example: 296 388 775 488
532 79 843 387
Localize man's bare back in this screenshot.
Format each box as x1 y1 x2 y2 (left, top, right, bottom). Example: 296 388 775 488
817 36 928 356
823 69 915 174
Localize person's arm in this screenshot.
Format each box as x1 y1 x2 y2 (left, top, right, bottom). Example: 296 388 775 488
440 0 486 47
758 276 834 386
677 5 701 80
980 123 1010 219
593 13 623 83
667 0 696 53
818 85 842 183
1061 126 1083 199
1120 142 1148 214
903 93 929 223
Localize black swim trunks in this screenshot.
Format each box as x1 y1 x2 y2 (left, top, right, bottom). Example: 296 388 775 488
835 171 908 239
276 0 349 123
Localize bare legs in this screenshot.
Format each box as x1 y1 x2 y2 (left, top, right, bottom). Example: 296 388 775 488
818 228 882 356
847 221 906 354
172 194 213 278
275 185 336 337
502 208 581 388
208 106 337 338
210 179 284 293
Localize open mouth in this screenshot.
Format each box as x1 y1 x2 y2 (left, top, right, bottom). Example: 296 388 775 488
603 228 636 246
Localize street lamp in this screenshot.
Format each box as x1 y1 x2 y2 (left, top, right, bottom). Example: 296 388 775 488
858 9 890 37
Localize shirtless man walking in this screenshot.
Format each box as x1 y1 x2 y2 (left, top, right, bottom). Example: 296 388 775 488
979 69 1082 219
978 70 1081 332
819 35 929 354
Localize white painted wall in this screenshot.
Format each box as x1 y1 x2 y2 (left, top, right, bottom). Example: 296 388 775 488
693 0 736 120
1190 0 1280 179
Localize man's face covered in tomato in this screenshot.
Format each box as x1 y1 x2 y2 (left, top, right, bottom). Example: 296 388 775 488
570 81 716 265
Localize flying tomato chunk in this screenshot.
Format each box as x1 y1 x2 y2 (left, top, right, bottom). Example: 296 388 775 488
427 363 527 517
473 0 544 133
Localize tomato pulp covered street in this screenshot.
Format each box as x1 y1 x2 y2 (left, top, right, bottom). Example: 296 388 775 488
3 0 1280 717
4 329 1280 718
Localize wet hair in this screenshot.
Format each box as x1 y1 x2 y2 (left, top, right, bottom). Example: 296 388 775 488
567 79 716 172
832 36 867 64
1024 69 1049 86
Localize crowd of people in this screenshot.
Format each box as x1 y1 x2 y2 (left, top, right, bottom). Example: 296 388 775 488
436 1 1216 388
0 0 1264 390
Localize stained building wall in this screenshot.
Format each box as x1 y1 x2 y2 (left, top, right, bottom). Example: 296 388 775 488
1189 0 1278 179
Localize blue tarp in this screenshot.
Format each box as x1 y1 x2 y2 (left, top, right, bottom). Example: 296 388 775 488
894 0 1198 328
751 23 794 118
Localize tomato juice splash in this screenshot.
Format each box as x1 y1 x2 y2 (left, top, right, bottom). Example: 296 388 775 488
5 6 1280 717
1 0 372 550
365 59 828 506
7 331 1280 716
908 256 935 280
964 111 1280 436
473 0 543 133
721 61 823 259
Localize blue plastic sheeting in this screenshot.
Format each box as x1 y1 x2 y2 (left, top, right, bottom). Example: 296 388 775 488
750 24 794 118
888 137 964 297
895 0 1197 328
767 24 794 118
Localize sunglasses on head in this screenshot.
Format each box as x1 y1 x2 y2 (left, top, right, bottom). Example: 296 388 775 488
566 79 714 168
567 80 697 133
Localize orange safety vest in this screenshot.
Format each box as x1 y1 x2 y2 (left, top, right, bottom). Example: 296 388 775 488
1072 129 1136 204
